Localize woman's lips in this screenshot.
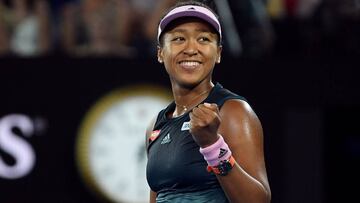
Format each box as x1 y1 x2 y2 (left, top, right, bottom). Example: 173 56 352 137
178 61 202 70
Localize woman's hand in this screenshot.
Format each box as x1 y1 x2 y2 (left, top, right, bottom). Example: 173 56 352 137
189 103 221 148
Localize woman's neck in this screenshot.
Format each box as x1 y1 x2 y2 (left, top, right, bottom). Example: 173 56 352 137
171 82 214 117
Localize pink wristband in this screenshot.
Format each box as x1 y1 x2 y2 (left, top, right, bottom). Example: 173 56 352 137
199 135 232 166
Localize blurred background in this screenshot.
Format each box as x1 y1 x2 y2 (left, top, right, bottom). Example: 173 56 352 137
0 0 359 202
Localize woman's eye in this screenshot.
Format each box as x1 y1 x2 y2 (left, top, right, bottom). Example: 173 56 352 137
172 37 184 42
199 37 210 42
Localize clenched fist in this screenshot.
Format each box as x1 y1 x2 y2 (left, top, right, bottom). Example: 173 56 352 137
189 103 221 148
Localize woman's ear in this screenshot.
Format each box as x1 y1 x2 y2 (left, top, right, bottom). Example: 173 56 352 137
157 46 163 63
216 45 223 64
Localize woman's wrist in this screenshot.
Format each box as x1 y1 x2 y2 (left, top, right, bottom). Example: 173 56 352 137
199 134 232 166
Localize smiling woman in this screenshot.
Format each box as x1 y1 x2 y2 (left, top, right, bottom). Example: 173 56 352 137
146 1 271 203
158 17 221 94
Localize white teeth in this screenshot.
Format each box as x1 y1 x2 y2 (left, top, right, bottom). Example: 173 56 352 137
180 61 200 66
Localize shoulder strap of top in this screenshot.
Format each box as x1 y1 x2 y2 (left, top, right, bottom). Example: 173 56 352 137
205 83 247 109
153 101 175 130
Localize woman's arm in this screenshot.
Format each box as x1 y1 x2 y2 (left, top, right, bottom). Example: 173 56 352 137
189 99 271 203
145 117 157 203
150 190 157 203
217 99 271 203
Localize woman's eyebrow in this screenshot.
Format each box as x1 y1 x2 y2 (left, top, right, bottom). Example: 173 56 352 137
194 28 214 33
169 28 187 33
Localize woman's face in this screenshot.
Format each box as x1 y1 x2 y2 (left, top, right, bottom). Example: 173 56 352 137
158 18 222 88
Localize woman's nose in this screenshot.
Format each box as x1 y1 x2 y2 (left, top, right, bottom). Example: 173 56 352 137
183 40 198 56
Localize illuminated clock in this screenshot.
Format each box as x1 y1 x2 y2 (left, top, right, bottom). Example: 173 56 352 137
76 84 171 203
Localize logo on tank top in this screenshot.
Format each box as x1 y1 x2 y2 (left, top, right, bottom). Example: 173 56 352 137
181 121 191 131
149 130 161 142
160 133 171 144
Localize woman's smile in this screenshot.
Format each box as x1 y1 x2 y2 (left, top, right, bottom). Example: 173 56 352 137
178 60 202 71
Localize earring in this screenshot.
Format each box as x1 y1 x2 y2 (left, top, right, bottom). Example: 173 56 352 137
158 58 163 63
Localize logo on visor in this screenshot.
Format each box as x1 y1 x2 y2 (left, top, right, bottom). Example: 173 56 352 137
188 7 196 10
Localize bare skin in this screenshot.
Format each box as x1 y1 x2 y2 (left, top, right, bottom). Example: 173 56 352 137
146 17 271 203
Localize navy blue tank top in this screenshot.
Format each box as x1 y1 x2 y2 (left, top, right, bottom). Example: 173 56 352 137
146 83 246 201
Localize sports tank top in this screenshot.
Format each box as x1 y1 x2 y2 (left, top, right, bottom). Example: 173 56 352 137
146 83 246 201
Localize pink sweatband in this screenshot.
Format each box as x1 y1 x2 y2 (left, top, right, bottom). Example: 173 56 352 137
199 135 232 166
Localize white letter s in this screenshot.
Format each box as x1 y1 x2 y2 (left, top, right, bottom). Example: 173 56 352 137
0 114 35 179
